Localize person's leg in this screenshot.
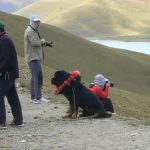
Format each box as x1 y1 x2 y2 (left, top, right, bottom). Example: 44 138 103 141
87 104 112 118
0 79 13 125
106 98 114 113
6 82 23 125
28 60 42 100
38 62 43 92
101 98 114 113
28 61 35 100
87 100 105 115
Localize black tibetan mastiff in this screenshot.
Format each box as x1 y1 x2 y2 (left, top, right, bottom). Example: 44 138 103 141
51 70 112 119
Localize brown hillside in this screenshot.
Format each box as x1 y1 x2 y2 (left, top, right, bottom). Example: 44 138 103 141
14 0 150 38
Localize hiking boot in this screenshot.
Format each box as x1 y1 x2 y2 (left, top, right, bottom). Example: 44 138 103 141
31 98 48 104
0 123 7 129
10 121 24 127
93 112 112 119
100 112 112 118
40 97 48 104
31 99 42 104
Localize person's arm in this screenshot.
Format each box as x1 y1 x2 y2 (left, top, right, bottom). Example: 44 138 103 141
90 85 109 99
0 38 13 75
97 85 109 99
101 83 110 99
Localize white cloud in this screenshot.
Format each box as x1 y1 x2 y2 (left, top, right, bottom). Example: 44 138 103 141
0 0 36 7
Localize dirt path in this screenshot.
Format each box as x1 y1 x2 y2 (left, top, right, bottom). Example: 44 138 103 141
0 90 150 150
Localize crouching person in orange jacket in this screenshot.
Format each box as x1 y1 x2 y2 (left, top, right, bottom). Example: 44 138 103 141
89 74 114 113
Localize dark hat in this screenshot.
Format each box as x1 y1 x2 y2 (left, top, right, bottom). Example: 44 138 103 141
0 20 5 29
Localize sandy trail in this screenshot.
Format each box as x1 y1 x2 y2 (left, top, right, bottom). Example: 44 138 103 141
0 91 150 150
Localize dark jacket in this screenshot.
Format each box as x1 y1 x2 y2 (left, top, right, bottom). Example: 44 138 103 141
0 32 19 80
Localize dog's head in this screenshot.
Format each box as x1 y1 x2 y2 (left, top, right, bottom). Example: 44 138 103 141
51 70 70 86
51 70 81 87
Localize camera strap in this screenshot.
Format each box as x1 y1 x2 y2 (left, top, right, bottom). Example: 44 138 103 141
37 31 45 59
29 25 45 59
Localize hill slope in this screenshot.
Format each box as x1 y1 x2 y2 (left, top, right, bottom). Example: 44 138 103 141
1 11 150 120
1 11 150 96
14 0 150 37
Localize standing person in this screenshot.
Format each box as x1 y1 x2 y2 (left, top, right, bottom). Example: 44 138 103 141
0 20 23 129
89 74 114 113
24 15 50 104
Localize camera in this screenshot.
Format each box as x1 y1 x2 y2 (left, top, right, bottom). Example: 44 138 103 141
110 82 114 87
45 41 53 47
105 80 114 87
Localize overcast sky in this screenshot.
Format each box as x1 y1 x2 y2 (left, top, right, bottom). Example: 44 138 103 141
0 0 36 13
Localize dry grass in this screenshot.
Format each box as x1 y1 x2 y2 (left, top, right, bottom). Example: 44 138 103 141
14 0 150 37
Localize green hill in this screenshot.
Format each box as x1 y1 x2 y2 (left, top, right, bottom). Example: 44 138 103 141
14 0 150 38
1 11 150 121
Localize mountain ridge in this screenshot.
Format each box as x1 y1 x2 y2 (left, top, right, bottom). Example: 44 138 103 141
14 0 150 38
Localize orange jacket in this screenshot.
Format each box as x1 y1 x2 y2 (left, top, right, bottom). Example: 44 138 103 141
89 83 110 99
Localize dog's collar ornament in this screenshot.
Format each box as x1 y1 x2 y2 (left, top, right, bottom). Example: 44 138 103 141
53 70 81 95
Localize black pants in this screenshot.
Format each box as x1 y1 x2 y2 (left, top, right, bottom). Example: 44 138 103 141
100 98 114 113
0 79 23 124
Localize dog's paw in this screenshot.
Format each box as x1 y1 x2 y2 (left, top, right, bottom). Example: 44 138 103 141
71 112 78 119
88 113 99 119
62 112 74 118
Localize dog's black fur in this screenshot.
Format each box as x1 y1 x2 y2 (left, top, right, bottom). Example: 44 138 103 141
51 70 111 118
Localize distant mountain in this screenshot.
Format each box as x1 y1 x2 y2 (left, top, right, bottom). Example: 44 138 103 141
14 0 150 38
0 0 36 13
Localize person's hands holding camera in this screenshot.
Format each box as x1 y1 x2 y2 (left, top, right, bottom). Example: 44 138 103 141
41 38 53 47
45 41 53 47
110 82 114 87
41 38 47 47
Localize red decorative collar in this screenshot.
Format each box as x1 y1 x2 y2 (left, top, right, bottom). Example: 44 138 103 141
53 70 81 95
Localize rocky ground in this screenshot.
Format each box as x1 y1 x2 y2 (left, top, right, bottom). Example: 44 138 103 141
0 89 150 150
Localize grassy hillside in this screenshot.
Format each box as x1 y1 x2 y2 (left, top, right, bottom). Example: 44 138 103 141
14 0 150 38
0 11 150 121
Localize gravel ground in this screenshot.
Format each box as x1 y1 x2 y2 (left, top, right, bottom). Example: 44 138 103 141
0 90 150 150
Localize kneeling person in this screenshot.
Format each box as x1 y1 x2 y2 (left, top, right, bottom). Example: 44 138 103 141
89 74 114 113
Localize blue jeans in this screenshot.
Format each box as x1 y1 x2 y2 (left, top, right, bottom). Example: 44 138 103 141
28 60 43 100
0 79 23 124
